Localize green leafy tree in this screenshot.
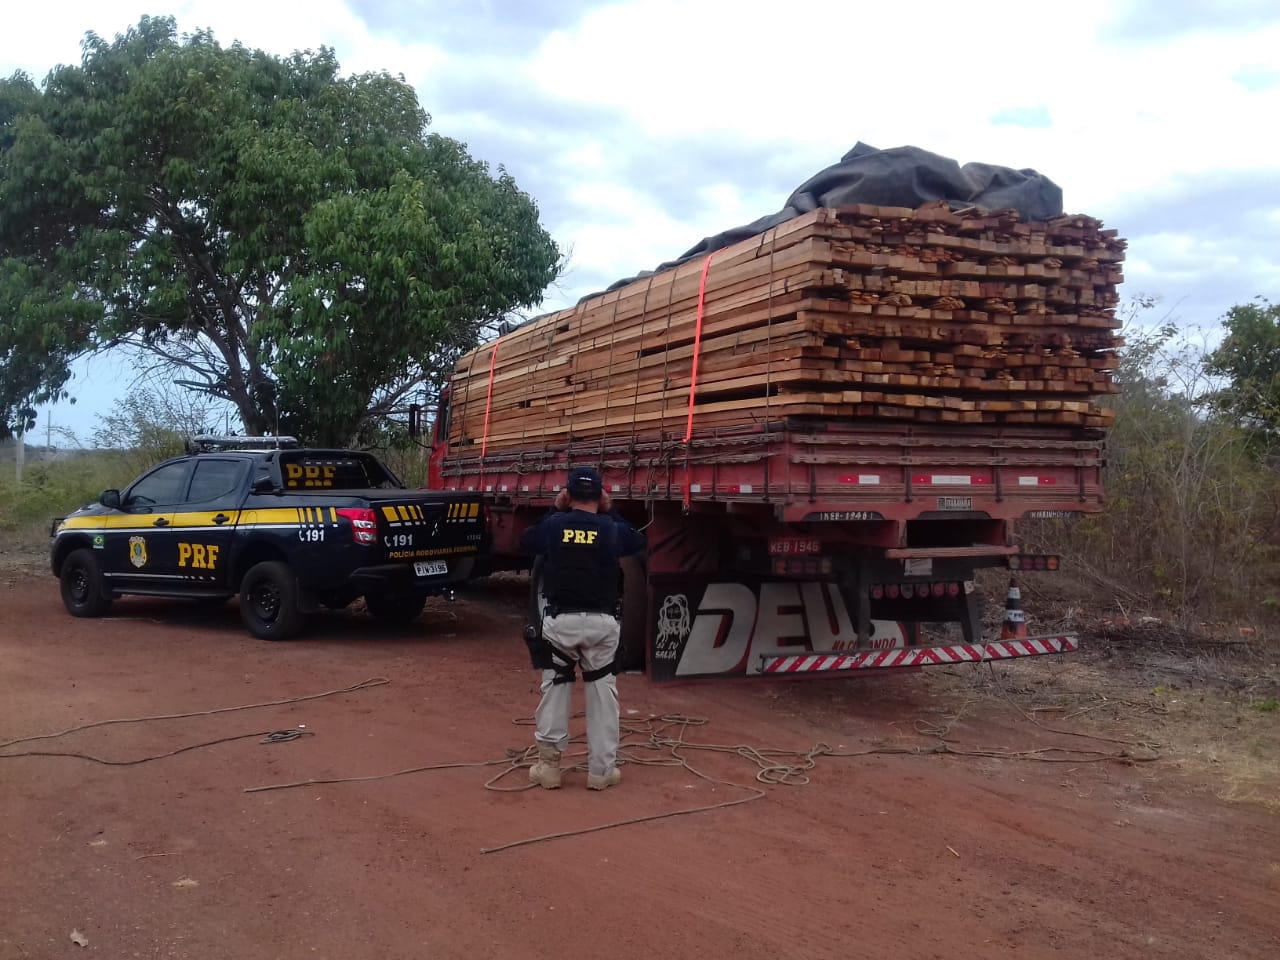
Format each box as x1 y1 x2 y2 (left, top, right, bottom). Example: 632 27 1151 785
1205 298 1280 442
0 16 559 444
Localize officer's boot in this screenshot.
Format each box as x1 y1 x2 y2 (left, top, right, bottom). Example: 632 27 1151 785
529 746 562 789
587 767 621 791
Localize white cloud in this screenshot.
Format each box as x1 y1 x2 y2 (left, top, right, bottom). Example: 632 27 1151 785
2 1 445 82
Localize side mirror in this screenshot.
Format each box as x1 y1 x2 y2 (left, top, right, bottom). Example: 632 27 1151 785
99 489 122 510
251 476 276 494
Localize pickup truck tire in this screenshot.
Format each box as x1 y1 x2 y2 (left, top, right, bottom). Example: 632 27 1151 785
60 548 113 618
364 592 426 625
240 561 306 641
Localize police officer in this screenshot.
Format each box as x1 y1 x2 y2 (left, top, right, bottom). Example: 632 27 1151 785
520 467 645 790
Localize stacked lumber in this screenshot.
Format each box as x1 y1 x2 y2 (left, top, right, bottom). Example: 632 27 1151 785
448 201 1124 451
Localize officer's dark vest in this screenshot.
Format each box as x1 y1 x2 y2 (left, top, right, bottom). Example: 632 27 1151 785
543 511 618 613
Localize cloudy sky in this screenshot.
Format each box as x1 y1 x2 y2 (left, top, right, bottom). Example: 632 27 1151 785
4 0 1278 439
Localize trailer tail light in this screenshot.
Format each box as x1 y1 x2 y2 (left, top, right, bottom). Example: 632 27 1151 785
946 582 961 597
931 582 945 598
886 584 900 599
1010 554 1060 571
871 584 884 600
337 507 378 545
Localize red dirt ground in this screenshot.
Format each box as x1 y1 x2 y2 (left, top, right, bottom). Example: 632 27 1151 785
1 575 1277 960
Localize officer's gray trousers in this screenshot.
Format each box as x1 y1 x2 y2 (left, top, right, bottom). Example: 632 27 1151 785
535 612 621 777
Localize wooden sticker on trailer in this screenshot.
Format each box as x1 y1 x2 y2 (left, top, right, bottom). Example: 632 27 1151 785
648 576 906 681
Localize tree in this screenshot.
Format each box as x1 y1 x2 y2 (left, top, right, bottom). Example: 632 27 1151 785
0 16 560 444
1204 298 1280 443
92 380 219 476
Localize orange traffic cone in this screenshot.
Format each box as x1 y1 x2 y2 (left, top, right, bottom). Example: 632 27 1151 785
999 577 1028 640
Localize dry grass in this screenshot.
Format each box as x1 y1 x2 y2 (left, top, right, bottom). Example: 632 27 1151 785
921 635 1280 815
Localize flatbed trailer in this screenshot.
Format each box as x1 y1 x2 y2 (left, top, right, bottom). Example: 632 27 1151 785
428 413 1096 679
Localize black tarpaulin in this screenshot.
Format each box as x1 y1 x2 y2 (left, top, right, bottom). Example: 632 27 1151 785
591 142 1062 297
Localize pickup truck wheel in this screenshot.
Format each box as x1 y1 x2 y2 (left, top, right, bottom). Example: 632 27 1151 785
364 592 426 625
240 561 306 640
60 548 113 618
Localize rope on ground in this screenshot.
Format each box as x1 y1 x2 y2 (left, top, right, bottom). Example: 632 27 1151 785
0 677 390 751
482 712 1160 854
1 671 1165 850
0 731 314 765
480 790 766 854
238 709 1159 853
245 755 513 793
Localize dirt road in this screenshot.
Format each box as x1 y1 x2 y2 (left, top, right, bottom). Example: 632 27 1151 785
1 575 1276 960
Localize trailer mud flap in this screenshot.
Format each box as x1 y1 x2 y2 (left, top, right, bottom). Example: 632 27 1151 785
648 576 907 681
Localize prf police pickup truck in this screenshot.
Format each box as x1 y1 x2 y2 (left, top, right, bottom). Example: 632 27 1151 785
50 437 486 639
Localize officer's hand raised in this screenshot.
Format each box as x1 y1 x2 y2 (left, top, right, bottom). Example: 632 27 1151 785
554 489 571 511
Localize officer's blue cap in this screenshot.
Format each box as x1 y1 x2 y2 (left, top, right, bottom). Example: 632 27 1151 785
567 466 603 500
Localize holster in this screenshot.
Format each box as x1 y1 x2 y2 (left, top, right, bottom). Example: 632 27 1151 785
523 623 553 670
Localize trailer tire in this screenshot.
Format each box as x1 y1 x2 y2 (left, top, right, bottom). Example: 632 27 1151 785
528 557 548 631
616 554 648 673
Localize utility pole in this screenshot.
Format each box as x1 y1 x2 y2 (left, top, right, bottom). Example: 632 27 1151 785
15 430 23 484
46 411 52 452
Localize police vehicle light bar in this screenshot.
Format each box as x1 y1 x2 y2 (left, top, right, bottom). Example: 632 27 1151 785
186 434 300 453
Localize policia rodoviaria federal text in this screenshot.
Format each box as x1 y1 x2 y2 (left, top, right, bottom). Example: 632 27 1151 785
520 467 645 790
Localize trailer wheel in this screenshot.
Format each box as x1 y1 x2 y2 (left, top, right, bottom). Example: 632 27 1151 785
60 548 113 618
616 554 648 673
528 557 548 630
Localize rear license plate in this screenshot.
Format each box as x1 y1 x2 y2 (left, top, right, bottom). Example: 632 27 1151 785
768 538 821 556
414 560 448 577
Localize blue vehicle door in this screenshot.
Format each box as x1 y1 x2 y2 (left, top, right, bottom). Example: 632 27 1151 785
104 459 191 591
168 457 247 589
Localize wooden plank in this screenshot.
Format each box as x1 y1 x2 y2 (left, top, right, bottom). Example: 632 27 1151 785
449 201 1124 451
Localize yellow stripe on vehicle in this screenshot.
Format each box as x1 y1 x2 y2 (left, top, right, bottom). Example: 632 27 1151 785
381 506 399 523
169 510 242 527
232 507 311 526
251 508 310 523
468 502 480 518
57 515 161 531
